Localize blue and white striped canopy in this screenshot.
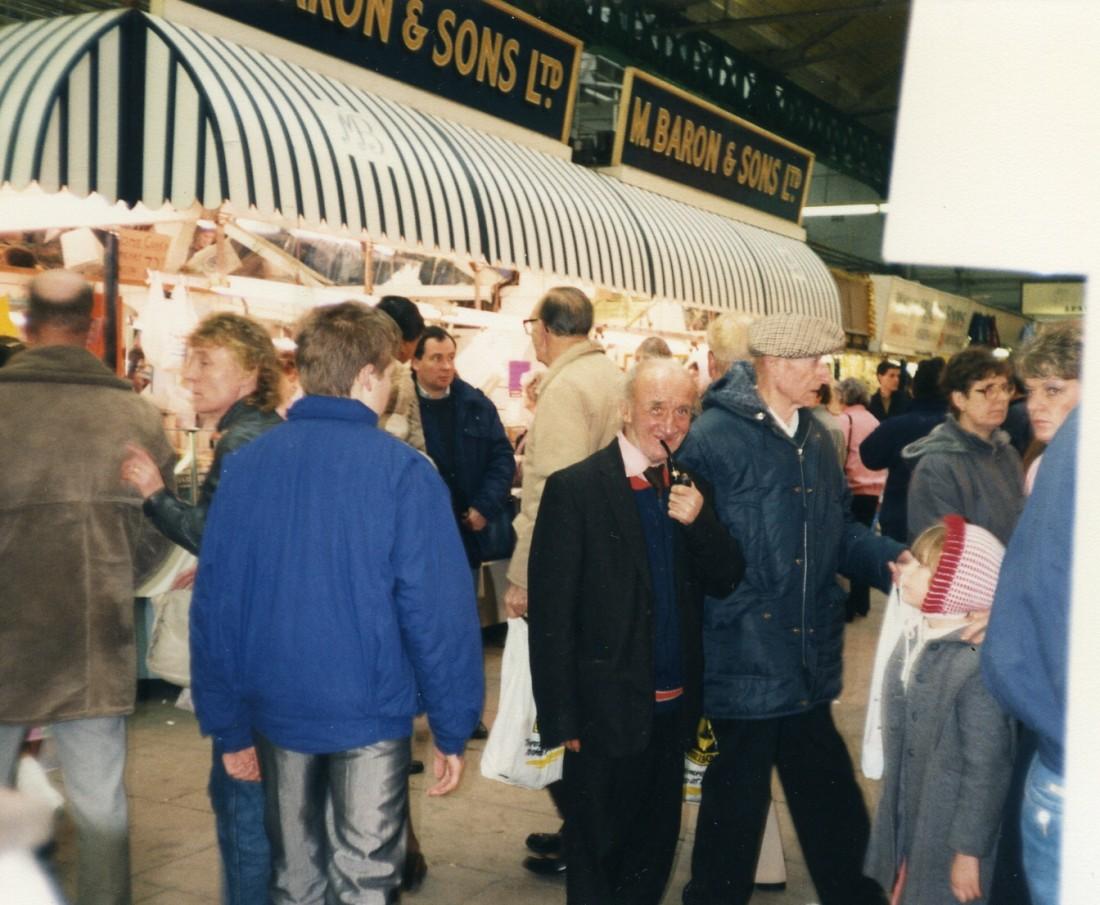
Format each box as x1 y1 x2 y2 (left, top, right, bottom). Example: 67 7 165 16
0 10 838 318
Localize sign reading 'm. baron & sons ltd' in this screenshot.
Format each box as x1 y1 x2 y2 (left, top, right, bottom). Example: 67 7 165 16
612 68 813 223
183 0 582 143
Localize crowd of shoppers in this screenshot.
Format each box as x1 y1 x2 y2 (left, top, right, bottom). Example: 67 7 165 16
0 268 1083 905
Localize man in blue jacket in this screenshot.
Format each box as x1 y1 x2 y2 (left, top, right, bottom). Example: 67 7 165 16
412 325 516 575
982 407 1077 905
677 313 906 905
190 302 484 904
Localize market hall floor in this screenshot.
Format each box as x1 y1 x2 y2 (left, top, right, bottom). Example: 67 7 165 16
42 591 887 905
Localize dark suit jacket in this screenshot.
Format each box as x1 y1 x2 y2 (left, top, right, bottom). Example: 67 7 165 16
528 440 744 758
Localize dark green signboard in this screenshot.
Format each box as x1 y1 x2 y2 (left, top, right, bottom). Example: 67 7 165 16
180 0 582 143
612 68 813 223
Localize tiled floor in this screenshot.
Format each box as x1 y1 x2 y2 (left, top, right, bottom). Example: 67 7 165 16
44 592 886 905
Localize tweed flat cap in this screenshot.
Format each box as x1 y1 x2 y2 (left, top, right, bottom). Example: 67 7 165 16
748 313 845 359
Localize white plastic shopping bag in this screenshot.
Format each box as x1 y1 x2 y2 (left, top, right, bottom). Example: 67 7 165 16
138 545 197 687
861 584 904 779
480 618 563 789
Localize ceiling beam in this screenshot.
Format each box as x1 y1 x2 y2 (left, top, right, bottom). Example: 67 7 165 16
657 0 909 36
756 15 856 69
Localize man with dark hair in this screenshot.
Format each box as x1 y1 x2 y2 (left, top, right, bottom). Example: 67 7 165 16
868 359 909 421
903 347 1023 544
377 295 426 361
677 312 906 905
412 325 514 603
859 356 948 543
504 286 622 877
190 301 483 905
0 269 175 905
376 295 427 451
528 358 743 905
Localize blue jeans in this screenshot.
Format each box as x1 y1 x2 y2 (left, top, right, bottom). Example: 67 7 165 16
1020 754 1063 905
209 744 272 905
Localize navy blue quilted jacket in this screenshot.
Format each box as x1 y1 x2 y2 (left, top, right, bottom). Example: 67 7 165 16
677 361 905 720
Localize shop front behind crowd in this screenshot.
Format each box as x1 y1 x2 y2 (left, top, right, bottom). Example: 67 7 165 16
0 269 1079 905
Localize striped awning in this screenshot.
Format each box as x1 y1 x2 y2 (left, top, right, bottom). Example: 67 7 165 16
0 10 839 319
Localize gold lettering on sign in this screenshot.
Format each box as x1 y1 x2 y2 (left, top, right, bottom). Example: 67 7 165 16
524 50 542 105
652 107 670 154
476 27 504 85
297 0 333 20
629 97 651 148
362 0 392 41
431 9 457 66
335 0 361 27
402 0 428 52
781 164 803 203
498 39 519 92
454 19 479 76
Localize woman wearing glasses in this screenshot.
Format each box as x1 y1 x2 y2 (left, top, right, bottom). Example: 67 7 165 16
902 346 1024 545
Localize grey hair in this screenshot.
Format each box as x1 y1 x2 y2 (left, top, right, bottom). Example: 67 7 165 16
837 377 870 407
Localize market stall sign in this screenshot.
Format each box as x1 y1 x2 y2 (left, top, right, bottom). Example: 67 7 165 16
181 0 582 143
611 68 813 224
118 229 172 285
881 283 971 356
1022 282 1086 317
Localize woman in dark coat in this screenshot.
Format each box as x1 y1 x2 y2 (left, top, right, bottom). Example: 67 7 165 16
122 313 283 905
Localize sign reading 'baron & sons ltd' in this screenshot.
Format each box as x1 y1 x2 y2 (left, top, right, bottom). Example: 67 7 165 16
612 68 813 223
183 0 582 143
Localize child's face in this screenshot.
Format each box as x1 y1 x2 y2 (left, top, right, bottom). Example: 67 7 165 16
898 558 933 609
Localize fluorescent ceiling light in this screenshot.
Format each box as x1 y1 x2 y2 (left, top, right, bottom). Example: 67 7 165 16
802 203 890 218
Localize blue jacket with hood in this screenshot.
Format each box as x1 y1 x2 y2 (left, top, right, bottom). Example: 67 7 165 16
677 361 905 720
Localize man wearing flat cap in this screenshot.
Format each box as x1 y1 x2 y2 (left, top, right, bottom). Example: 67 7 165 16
676 312 908 905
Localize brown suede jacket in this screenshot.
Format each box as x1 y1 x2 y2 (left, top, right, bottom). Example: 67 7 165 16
0 346 175 723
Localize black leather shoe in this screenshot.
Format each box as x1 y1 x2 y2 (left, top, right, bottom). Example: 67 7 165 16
523 855 567 877
408 759 425 775
470 721 489 740
402 850 427 892
525 832 563 856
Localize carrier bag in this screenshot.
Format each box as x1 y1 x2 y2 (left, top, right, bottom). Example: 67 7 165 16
480 618 563 789
146 588 193 688
861 583 904 779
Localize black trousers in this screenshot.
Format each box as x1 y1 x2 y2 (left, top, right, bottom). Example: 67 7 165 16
684 704 886 905
563 709 684 905
847 494 879 618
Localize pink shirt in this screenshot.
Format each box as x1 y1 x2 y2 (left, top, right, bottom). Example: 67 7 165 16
841 404 887 496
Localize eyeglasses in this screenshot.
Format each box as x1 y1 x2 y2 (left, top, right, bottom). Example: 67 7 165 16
971 382 1012 400
523 318 540 336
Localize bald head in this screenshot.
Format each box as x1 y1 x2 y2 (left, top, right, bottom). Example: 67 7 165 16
622 358 697 463
26 270 94 344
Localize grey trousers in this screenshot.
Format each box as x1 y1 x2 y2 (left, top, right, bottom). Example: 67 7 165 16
255 735 410 905
0 716 131 905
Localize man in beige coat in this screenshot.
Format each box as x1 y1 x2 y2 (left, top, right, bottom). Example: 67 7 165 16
0 271 174 905
502 286 622 877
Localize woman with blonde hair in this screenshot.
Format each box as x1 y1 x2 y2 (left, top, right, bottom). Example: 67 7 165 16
121 311 282 905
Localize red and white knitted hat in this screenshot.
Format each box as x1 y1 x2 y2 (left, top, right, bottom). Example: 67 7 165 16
922 515 1005 615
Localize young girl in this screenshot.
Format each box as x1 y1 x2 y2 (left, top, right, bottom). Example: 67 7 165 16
865 515 1016 904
